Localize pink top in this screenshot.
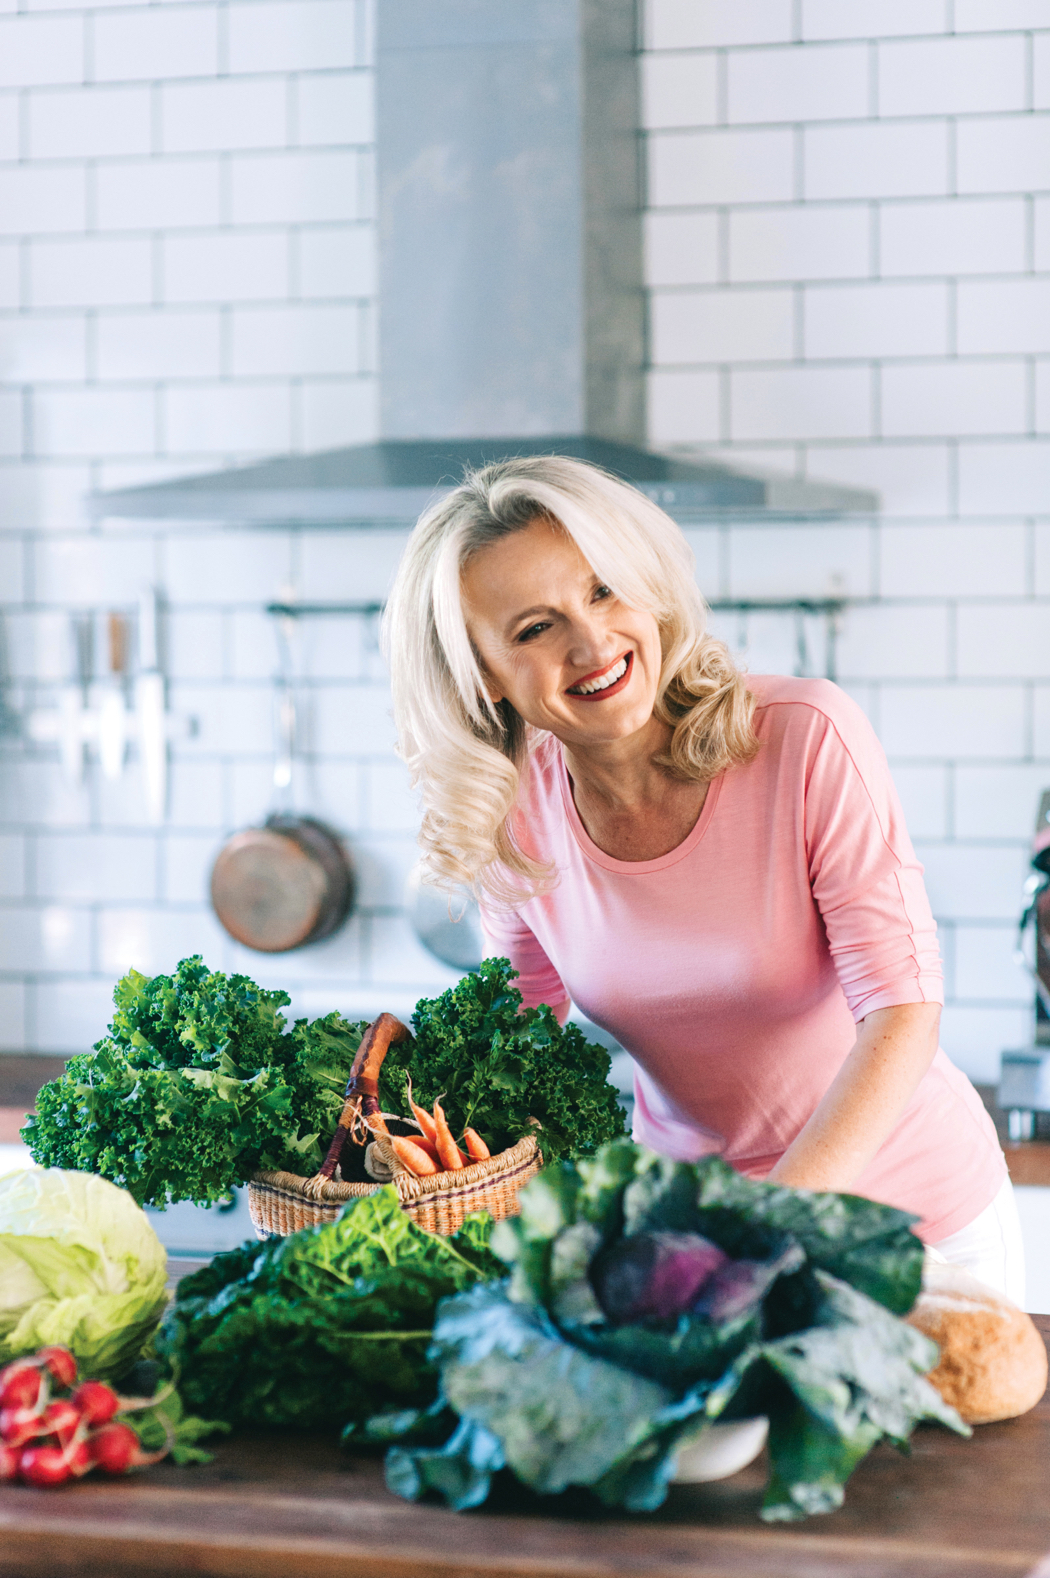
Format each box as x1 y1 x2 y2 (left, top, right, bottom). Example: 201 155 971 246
480 675 1005 1243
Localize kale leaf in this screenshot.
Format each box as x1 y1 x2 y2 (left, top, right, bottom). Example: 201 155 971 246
378 958 626 1163
156 1187 502 1432
380 1141 967 1521
23 956 366 1207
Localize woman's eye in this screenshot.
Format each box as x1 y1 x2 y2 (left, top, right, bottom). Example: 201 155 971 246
594 584 612 601
517 622 550 643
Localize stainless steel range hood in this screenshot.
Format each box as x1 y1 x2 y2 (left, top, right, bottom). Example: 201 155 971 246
90 0 876 526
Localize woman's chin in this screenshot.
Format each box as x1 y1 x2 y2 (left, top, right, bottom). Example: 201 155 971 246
552 698 659 747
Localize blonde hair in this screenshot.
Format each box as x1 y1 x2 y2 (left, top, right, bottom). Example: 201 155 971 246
383 455 757 902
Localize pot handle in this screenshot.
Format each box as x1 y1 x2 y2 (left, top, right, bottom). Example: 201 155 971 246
314 1013 411 1182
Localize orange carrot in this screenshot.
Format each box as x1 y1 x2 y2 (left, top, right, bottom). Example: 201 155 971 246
389 1135 439 1176
432 1098 467 1171
403 1134 441 1165
406 1079 439 1145
462 1128 490 1161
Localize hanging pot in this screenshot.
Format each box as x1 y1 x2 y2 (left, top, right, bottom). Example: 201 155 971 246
209 609 355 953
210 813 355 953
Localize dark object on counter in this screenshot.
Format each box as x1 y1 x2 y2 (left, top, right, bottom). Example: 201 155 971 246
210 814 354 953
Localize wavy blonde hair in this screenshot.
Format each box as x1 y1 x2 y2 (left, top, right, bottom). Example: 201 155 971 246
383 455 757 902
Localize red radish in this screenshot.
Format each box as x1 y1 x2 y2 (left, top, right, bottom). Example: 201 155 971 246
462 1127 491 1161
405 1078 439 1145
0 1443 19 1480
0 1407 49 1449
72 1381 119 1427
36 1347 77 1389
19 1445 72 1487
431 1098 466 1171
0 1362 42 1412
88 1422 139 1475
41 1399 82 1444
62 1439 93 1479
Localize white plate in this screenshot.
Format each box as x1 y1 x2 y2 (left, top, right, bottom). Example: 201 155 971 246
672 1416 769 1483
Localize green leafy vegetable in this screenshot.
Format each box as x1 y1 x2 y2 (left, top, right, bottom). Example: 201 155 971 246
22 956 366 1207
380 1142 967 1521
378 958 626 1163
156 1187 502 1432
121 1385 230 1466
0 1169 168 1381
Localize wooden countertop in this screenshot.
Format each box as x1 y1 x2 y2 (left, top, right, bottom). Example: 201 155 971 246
1 1317 1047 1578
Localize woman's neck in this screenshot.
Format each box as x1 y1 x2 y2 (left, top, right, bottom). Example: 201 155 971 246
561 716 710 862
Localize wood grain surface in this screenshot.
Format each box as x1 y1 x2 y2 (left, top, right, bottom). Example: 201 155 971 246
0 1317 1047 1578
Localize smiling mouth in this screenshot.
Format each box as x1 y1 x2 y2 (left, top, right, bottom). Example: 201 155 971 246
566 652 632 699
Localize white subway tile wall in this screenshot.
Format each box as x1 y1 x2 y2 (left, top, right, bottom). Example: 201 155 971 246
644 0 1050 1082
0 0 1045 1089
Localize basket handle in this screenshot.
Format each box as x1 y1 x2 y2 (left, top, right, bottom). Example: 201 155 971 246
316 1012 410 1181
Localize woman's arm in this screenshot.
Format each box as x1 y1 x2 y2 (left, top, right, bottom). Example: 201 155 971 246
765 1002 941 1193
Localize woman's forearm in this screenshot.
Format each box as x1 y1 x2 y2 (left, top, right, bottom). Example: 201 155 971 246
765 1002 942 1193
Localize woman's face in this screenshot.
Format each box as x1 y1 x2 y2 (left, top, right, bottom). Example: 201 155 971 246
460 516 663 749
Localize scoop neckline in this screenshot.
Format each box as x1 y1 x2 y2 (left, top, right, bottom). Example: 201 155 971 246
556 746 724 874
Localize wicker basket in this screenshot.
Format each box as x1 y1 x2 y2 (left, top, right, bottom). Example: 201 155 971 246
246 1012 541 1239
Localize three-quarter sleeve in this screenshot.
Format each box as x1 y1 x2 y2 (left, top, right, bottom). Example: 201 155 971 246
802 686 944 1021
477 895 569 1010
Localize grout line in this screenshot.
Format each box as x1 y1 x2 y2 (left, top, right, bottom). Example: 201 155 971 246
869 202 880 279
868 40 879 119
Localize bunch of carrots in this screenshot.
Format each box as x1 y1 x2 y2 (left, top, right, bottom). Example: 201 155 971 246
372 1084 491 1179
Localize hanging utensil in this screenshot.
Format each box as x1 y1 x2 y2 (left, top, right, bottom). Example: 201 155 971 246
209 600 355 954
134 588 168 823
97 611 131 780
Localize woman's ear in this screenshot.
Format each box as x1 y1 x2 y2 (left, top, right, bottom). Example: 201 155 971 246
481 680 504 707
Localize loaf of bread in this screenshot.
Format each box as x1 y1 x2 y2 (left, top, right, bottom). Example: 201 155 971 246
906 1257 1048 1425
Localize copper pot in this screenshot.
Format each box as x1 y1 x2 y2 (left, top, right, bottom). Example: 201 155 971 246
210 814 355 953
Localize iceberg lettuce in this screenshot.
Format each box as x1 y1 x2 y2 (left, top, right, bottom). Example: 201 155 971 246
0 1168 169 1381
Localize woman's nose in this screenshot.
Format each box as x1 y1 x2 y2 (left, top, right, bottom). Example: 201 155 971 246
565 610 614 666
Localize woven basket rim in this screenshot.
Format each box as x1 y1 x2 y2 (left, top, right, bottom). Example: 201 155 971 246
377 1131 538 1201
249 1169 380 1203
250 1132 538 1206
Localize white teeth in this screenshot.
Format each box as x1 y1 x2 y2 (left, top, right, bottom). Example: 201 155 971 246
569 656 628 695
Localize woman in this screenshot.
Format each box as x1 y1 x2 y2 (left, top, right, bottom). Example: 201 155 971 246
385 455 1023 1302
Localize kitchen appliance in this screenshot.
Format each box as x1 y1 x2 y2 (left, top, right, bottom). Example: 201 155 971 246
999 789 1050 1141
88 0 874 530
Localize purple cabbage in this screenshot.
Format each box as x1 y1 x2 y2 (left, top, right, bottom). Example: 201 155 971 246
691 1239 806 1324
589 1231 728 1325
590 1230 806 1329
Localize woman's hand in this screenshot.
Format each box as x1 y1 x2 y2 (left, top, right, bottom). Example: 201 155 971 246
765 1002 942 1194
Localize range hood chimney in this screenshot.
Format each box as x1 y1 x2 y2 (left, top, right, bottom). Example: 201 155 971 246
378 0 644 447
91 0 876 524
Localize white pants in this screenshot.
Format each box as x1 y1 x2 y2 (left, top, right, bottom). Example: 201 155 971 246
927 1177 1026 1308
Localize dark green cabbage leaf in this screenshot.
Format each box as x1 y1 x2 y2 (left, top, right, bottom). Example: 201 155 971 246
379 1142 967 1521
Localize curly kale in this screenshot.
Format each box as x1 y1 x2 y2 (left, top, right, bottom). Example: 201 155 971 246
23 956 366 1208
377 958 626 1164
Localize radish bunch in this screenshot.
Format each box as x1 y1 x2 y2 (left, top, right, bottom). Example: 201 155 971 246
0 1346 169 1487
